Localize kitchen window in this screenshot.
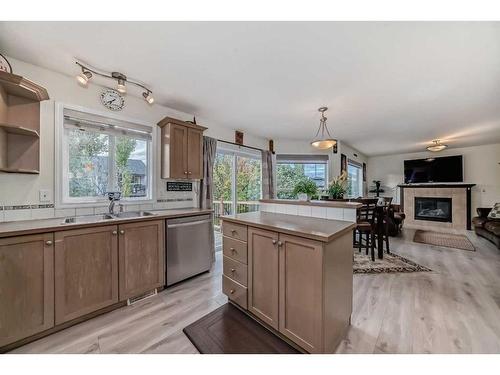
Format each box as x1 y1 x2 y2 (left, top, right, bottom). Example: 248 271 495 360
57 106 153 206
276 154 329 199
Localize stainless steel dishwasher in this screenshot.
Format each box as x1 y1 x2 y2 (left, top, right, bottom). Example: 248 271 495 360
166 214 213 286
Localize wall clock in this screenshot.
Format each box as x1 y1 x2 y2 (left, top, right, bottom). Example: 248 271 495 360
0 53 12 73
100 89 125 111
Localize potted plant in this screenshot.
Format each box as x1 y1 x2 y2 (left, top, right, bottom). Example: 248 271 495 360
293 178 318 201
328 171 348 199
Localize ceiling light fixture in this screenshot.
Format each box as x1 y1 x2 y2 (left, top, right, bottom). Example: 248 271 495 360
76 68 92 87
143 91 154 104
426 139 448 152
311 107 337 149
75 61 154 104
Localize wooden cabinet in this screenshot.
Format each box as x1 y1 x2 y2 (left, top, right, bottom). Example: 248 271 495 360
0 70 49 174
118 220 165 301
278 233 323 352
247 227 280 329
224 219 353 353
0 233 54 347
54 226 119 325
157 116 206 179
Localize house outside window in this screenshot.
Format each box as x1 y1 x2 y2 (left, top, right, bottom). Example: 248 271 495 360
276 154 329 199
57 105 153 206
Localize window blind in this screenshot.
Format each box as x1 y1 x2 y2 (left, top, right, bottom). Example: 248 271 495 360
276 154 329 164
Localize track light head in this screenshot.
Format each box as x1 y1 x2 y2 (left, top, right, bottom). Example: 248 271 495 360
112 72 127 93
76 69 92 86
143 91 154 104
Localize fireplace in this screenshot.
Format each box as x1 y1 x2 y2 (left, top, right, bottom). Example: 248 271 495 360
414 197 452 223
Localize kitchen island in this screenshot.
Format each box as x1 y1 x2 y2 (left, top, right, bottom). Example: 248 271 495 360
221 211 355 353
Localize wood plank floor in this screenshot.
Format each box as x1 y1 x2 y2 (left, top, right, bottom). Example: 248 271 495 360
10 229 500 354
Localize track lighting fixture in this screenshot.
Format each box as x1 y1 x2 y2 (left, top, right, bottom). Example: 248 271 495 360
75 61 154 105
76 68 92 87
143 91 154 104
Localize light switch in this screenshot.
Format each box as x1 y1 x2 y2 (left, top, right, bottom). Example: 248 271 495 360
39 189 51 202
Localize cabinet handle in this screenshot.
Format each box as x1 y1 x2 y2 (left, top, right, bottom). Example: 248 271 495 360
230 289 235 294
119 230 125 235
277 241 283 247
230 247 236 254
231 268 235 273
188 171 192 175
184 171 188 174
112 230 118 235
231 229 237 234
272 239 277 245
45 240 53 246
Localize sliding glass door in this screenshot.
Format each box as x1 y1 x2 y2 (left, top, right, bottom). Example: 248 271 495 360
213 145 262 230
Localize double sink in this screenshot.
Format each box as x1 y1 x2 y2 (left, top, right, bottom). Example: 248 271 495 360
62 211 156 224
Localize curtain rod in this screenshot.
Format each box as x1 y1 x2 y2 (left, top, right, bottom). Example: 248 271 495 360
216 139 274 154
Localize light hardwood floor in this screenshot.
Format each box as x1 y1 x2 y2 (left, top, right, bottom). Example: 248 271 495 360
10 229 500 354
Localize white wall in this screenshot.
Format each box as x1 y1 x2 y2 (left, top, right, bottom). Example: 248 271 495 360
0 56 267 214
367 143 500 214
274 138 368 193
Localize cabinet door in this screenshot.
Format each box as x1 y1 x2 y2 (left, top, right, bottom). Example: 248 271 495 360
248 227 279 329
54 226 119 325
279 233 323 353
169 123 188 179
118 220 165 301
187 128 203 179
0 233 54 347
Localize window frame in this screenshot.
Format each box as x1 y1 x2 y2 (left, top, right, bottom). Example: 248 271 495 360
276 154 329 198
55 103 156 208
347 159 363 198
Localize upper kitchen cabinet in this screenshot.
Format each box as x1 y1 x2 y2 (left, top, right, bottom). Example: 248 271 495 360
157 116 206 179
0 70 49 174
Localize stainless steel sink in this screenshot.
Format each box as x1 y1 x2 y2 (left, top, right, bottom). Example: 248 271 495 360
111 211 156 219
62 214 114 224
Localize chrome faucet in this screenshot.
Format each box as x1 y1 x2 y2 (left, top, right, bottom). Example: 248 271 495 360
106 192 122 215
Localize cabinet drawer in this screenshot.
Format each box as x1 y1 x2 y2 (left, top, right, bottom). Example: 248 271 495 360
223 275 247 310
223 236 247 264
223 255 248 286
222 221 247 242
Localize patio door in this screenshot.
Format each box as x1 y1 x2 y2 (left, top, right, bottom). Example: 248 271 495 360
213 144 262 230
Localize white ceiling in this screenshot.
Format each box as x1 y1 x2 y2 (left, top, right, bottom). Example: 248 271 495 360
1 21 500 156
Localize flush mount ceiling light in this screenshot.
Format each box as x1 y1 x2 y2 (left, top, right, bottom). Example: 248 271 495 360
426 139 448 152
74 61 154 105
311 107 337 149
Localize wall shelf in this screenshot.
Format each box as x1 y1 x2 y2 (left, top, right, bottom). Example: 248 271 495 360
0 71 49 174
0 122 40 137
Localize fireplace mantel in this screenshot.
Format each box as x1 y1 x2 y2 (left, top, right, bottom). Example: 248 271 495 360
398 183 476 188
398 183 475 231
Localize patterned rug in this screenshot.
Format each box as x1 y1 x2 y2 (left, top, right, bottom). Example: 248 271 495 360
413 230 475 251
353 250 431 274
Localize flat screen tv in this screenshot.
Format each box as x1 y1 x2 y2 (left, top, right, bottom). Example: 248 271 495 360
404 155 463 183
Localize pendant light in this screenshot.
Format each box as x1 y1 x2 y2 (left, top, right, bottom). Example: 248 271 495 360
426 139 448 152
311 107 337 149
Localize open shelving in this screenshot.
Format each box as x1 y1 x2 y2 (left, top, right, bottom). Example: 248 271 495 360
0 70 49 174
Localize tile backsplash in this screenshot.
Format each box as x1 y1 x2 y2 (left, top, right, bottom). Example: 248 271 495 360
0 198 195 223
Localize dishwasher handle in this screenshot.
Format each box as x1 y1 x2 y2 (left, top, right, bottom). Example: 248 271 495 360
167 219 212 229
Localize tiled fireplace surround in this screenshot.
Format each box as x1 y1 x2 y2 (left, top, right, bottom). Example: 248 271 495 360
399 184 474 231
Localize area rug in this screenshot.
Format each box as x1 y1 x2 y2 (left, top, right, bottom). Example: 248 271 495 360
353 251 431 274
413 230 475 251
183 304 300 354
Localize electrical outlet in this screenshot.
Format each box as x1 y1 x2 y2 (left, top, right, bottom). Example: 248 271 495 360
39 189 51 202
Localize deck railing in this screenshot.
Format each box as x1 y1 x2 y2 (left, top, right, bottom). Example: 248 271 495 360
213 200 260 230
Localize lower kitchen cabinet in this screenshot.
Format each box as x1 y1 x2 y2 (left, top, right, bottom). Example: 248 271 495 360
54 226 119 325
0 233 54 347
118 220 165 301
278 233 323 353
247 227 280 329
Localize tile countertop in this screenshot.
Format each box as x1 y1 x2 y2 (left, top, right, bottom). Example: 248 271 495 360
0 208 213 238
222 211 356 243
259 199 362 209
